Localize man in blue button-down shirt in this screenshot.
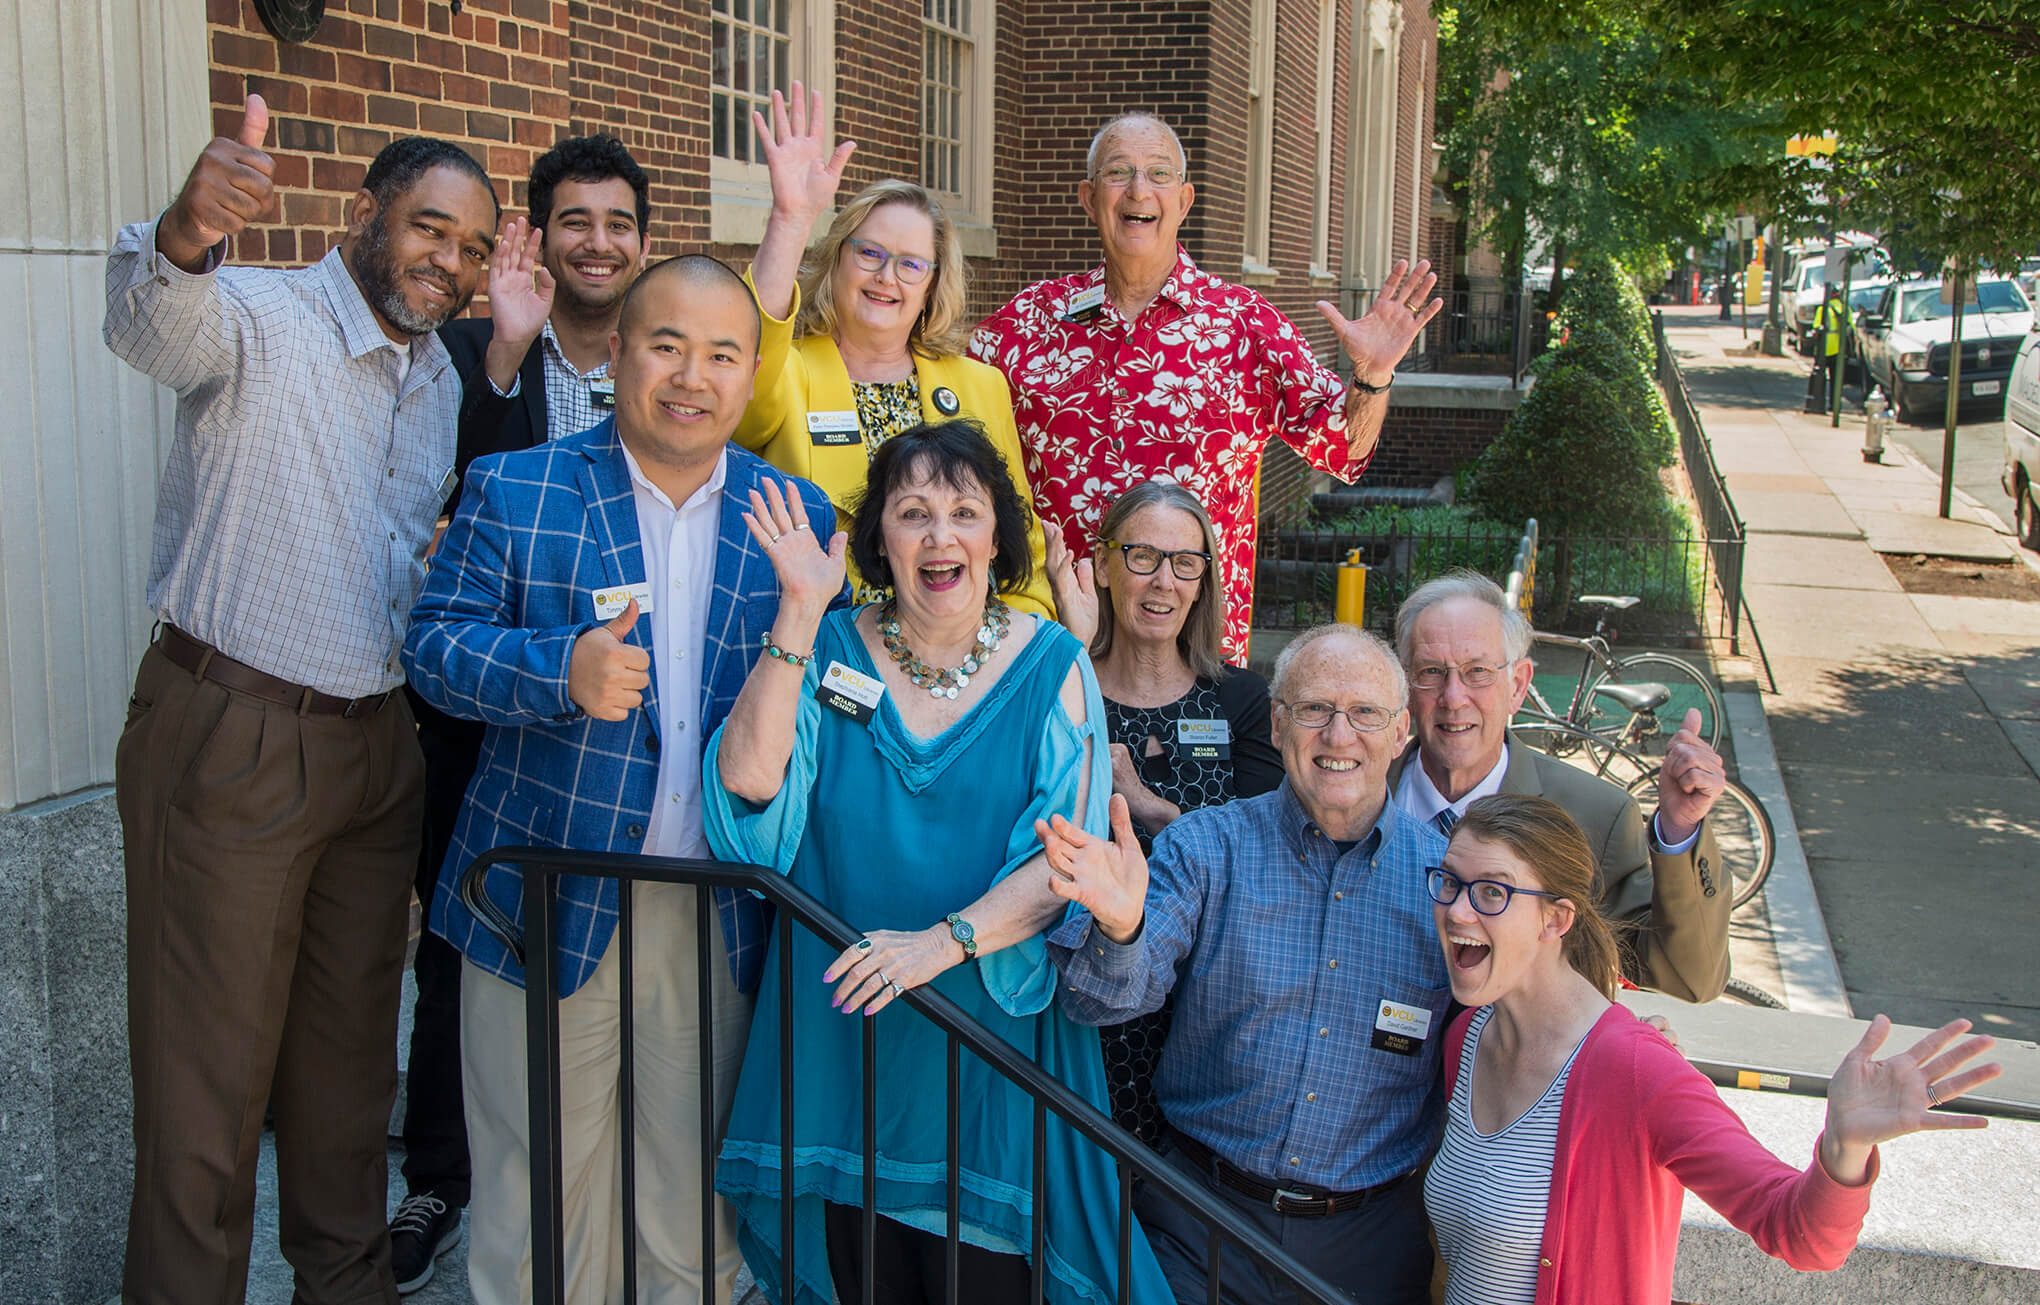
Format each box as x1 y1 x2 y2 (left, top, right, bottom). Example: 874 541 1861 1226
1044 624 1449 1305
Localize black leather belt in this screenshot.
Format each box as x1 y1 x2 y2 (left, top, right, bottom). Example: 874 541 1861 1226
1166 1128 1410 1218
157 625 396 718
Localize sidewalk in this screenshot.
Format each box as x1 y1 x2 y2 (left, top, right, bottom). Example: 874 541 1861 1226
1663 307 2040 1047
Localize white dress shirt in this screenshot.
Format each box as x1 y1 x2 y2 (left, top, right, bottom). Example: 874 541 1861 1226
621 444 726 860
1397 741 1698 853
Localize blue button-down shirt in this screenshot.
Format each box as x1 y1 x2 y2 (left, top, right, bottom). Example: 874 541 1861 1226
1049 783 1451 1192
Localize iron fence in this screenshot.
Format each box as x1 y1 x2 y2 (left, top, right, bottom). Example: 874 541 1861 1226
1338 281 1547 385
1254 518 1729 645
1653 311 1749 651
458 847 1353 1305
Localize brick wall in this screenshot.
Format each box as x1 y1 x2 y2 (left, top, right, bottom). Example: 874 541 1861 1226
207 0 570 268
568 1 711 252
1363 404 1507 488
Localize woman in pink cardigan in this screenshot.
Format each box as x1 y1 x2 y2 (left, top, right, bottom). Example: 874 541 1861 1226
1422 795 2000 1305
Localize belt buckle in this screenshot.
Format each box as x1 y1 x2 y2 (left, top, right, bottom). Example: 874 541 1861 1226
1271 1187 1315 1215
341 693 377 719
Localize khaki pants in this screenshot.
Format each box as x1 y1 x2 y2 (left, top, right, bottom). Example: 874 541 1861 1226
117 643 423 1305
462 881 754 1305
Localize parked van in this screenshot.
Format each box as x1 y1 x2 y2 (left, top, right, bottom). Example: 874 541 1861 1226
2002 327 2040 548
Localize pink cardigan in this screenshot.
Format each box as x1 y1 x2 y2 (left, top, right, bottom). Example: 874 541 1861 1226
1440 1003 1879 1305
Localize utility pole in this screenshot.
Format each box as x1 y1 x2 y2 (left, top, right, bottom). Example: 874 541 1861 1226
1940 265 1967 519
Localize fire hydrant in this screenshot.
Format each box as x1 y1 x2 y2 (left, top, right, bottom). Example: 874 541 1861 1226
1863 386 1891 464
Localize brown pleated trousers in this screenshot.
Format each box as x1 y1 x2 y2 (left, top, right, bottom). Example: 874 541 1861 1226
116 643 424 1305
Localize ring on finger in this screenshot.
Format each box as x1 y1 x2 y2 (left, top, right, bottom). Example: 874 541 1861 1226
1926 1081 1941 1108
793 522 812 531
889 980 903 998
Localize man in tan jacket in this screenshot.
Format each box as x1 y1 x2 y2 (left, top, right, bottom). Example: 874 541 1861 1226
1388 574 1732 1002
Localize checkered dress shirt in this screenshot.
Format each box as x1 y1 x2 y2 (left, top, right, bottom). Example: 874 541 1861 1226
103 216 458 696
1049 784 1452 1192
488 320 613 442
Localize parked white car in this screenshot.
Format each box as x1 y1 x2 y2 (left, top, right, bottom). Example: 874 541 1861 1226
1857 278 2033 422
2001 328 2040 549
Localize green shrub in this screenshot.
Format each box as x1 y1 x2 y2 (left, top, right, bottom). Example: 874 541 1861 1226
1554 255 1653 366
1467 318 1675 537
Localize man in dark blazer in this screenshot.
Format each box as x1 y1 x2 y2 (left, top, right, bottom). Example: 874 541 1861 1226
405 255 843 1299
392 135 653 1292
1387 574 1733 1003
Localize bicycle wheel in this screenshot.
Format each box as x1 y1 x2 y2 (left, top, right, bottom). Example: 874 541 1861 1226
1628 773 1774 911
1584 652 1723 779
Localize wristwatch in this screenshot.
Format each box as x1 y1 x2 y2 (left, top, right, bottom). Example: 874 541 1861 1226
945 912 978 960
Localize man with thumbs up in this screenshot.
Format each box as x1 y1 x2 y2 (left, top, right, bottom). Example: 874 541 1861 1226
1386 573 1732 1002
103 95 500 1303
403 255 844 1303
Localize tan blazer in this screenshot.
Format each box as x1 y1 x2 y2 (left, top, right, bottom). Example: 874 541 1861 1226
1392 732 1732 1002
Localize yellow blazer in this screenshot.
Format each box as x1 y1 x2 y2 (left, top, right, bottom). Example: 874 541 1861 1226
734 284 1056 618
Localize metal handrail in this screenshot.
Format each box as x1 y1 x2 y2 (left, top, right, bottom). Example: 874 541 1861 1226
458 847 1356 1305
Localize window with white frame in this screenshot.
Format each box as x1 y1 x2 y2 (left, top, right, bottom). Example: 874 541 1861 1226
1243 0 1276 272
1311 0 1337 276
710 0 835 236
921 0 995 228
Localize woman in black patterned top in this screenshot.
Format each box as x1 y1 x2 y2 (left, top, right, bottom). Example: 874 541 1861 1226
1044 479 1282 1144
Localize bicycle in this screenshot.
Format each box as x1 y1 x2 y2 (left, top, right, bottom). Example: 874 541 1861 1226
1507 719 1775 911
1513 594 1723 787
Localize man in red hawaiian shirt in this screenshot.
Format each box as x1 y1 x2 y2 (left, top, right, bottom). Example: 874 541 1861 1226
972 113 1442 662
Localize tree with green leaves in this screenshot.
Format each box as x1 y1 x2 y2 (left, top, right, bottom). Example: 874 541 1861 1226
1439 6 1794 304
1461 0 2040 270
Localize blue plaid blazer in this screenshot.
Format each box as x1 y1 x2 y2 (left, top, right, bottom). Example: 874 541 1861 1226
403 419 840 997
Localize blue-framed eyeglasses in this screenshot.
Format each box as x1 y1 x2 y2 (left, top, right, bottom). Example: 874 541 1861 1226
1425 867 1564 916
846 238 935 285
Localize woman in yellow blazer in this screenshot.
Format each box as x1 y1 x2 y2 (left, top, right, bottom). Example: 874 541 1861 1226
737 85 1054 615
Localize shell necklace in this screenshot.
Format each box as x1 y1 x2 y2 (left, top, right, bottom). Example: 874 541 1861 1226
878 597 1011 699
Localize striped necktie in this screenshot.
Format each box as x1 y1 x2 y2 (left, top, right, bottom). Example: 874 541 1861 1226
1435 807 1458 836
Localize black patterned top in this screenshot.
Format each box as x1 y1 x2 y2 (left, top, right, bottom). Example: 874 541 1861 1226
1097 667 1283 1145
851 376 921 456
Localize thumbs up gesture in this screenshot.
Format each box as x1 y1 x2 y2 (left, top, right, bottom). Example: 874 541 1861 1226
1037 795 1149 945
159 94 275 271
1655 707 1726 846
569 598 653 722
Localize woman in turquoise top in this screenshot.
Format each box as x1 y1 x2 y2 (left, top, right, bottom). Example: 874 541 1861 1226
704 419 1168 1305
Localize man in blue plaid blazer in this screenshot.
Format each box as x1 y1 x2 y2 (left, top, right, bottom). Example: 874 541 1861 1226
403 256 844 1302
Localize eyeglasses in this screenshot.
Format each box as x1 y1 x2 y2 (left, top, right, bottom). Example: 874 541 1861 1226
1104 540 1211 581
1425 867 1563 916
846 239 935 285
1094 164 1185 190
1409 662 1512 693
1278 700 1397 732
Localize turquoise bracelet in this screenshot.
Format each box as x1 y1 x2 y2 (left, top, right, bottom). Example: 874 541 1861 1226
760 631 813 668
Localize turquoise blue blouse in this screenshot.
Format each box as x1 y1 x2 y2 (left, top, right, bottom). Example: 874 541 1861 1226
703 607 1169 1304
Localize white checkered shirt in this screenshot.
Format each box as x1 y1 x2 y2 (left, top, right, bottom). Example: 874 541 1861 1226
488 320 613 441
104 216 459 697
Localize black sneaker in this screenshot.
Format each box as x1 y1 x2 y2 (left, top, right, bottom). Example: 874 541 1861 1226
390 1191 462 1293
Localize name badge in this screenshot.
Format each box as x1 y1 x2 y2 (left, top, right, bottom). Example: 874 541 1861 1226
592 582 655 621
1371 998 1435 1057
807 410 862 446
817 659 886 722
1062 284 1107 322
589 377 616 410
1174 717 1231 761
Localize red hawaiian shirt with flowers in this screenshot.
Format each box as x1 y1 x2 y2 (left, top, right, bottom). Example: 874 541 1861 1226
971 247 1368 662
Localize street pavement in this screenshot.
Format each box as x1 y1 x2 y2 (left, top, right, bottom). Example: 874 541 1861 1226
1662 304 2040 1047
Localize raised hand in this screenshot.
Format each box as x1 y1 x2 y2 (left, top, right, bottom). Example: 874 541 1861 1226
742 479 847 618
1315 258 1443 390
1656 708 1726 845
485 215 554 351
1037 795 1148 944
161 94 275 269
1043 520 1099 645
1819 1015 2001 1185
568 599 652 722
755 81 856 225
